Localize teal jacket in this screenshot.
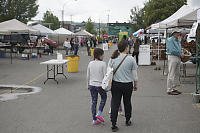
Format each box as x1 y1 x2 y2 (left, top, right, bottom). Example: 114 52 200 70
166 36 182 57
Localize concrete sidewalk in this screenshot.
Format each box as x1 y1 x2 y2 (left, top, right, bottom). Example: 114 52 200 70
0 44 199 133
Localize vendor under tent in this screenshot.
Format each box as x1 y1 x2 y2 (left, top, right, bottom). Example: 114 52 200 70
32 24 55 36
75 30 93 37
145 5 200 75
0 19 40 64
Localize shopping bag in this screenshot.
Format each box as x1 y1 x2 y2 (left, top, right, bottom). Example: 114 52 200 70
101 66 113 92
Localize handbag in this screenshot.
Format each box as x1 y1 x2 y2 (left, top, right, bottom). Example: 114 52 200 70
102 55 128 92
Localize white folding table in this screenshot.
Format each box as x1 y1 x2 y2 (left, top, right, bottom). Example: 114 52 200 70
40 59 69 84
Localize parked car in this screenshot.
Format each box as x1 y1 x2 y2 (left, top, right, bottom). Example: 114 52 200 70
30 36 57 48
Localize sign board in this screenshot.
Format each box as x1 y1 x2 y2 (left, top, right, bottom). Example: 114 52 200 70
103 43 108 50
188 22 198 39
138 45 151 65
119 32 128 41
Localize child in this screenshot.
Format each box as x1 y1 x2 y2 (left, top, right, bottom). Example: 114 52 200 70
87 48 107 125
109 97 123 115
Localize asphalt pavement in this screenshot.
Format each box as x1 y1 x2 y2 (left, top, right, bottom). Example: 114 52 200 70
0 44 199 133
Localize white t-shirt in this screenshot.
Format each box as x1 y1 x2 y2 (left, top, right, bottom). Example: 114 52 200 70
63 41 71 48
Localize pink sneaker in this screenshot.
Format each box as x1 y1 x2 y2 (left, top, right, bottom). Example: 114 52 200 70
96 116 104 122
92 120 101 125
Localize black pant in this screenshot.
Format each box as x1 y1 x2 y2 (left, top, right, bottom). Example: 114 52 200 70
110 80 133 126
132 52 139 64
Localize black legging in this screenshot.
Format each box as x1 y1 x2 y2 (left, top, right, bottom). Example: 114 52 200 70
132 52 139 65
110 80 133 126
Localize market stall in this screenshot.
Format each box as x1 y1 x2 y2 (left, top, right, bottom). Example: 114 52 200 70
0 19 40 63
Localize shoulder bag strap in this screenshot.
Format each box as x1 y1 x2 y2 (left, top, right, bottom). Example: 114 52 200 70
113 55 128 75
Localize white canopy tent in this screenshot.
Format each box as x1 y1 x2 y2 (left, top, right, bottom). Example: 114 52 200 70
151 5 199 29
32 24 55 35
75 30 93 37
0 19 39 34
54 28 74 35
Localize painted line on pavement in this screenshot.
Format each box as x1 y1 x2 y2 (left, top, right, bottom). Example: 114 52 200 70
0 72 46 96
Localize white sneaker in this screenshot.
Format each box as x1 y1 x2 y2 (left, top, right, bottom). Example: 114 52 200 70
109 108 111 114
118 111 124 116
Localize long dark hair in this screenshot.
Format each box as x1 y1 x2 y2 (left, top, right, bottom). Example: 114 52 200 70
111 40 128 59
94 48 104 61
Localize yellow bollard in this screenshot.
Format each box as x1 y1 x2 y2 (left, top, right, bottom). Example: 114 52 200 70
90 48 95 57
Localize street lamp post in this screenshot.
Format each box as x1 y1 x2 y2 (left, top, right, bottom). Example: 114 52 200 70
61 0 77 28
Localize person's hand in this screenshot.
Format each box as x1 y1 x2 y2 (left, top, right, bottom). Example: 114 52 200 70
134 86 138 91
134 81 138 91
181 53 184 58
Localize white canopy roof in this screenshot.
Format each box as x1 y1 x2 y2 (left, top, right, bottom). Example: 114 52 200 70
75 30 93 37
151 5 199 29
147 28 190 34
0 19 39 34
54 28 74 35
32 24 55 35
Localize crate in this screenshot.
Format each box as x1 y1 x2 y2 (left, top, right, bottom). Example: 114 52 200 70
0 52 6 58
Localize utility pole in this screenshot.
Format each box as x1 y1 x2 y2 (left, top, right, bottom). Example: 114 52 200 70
62 10 64 27
61 0 77 28
99 18 101 38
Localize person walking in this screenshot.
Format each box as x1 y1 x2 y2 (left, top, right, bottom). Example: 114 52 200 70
63 38 71 56
108 40 138 132
166 29 184 95
87 48 107 125
132 37 141 65
128 36 134 54
70 38 74 54
86 38 92 56
74 37 79 55
109 97 123 115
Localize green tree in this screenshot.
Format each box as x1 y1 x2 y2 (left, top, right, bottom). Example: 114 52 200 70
130 6 146 32
85 17 96 34
130 0 187 29
0 0 39 23
143 0 187 26
42 11 60 30
101 29 107 35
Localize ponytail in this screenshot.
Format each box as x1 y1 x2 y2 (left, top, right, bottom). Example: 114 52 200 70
111 49 119 59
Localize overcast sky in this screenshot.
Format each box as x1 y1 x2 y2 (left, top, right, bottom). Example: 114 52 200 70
34 0 200 23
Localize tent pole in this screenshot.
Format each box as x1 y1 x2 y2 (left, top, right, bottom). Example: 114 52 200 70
163 28 168 75
10 33 13 64
10 43 12 64
158 28 160 62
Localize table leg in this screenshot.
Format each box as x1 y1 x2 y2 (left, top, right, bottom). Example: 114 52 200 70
56 64 68 79
44 64 58 84
44 65 49 84
53 65 58 84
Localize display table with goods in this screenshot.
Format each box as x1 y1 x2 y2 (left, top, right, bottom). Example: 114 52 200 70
40 59 69 84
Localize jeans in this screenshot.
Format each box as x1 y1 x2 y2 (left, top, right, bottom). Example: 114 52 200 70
110 80 133 126
74 47 79 55
65 47 69 55
89 85 107 120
